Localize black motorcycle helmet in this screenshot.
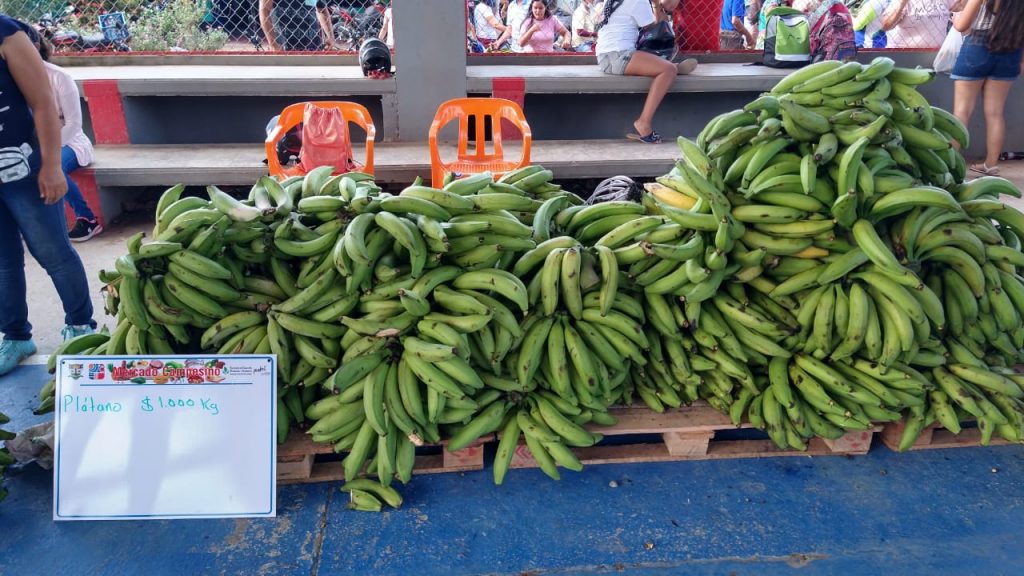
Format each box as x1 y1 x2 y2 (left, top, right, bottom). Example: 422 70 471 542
587 175 642 205
636 24 677 62
359 38 392 77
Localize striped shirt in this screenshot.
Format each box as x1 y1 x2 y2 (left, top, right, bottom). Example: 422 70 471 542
974 2 994 31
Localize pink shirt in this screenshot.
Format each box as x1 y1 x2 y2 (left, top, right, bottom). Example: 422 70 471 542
520 16 564 53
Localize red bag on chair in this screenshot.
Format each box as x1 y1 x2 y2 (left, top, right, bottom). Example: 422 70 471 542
299 103 353 174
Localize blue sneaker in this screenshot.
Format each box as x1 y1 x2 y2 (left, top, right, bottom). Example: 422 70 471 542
0 339 37 376
61 325 95 341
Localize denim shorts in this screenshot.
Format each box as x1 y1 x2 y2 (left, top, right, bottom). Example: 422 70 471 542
598 49 634 75
951 31 1022 81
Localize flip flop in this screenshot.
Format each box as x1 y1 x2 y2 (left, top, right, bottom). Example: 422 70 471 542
627 131 662 144
970 163 1000 176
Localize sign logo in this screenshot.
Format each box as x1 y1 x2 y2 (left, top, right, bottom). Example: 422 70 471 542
88 363 106 380
68 363 84 380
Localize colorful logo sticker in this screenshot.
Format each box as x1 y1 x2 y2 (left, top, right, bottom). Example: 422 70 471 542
88 363 106 380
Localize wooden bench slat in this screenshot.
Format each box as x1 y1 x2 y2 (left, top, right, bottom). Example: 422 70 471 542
467 63 790 94
68 65 396 96
89 139 680 186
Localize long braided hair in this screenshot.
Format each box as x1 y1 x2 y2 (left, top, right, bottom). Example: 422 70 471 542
987 0 1024 53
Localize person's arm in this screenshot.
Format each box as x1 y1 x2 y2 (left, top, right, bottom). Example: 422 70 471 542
494 23 512 47
483 5 507 31
557 20 572 48
487 14 508 32
379 9 391 40
316 6 335 49
882 0 909 31
952 0 983 32
2 31 65 203
259 0 282 50
52 70 83 147
732 15 754 46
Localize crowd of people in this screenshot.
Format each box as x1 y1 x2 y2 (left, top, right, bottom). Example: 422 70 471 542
466 0 986 52
468 0 603 52
721 0 969 51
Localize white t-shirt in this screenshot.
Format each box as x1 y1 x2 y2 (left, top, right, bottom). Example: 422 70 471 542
595 0 656 55
383 7 394 48
887 0 957 48
474 3 500 40
44 62 94 166
507 0 531 52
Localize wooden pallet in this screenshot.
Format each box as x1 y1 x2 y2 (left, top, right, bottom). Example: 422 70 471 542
881 421 1012 452
277 431 491 485
509 402 879 470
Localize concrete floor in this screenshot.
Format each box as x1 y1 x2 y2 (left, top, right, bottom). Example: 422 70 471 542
1 363 1023 576
20 161 1024 356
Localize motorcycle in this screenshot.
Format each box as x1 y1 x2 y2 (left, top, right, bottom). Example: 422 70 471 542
37 6 130 53
330 1 386 51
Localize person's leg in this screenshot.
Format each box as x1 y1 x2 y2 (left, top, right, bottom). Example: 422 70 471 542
952 79 983 151
624 50 677 140
0 187 31 341
7 177 95 332
60 146 95 221
0 178 37 375
981 79 1014 169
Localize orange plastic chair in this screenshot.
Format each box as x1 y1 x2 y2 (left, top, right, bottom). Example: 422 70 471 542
265 101 376 178
428 98 532 187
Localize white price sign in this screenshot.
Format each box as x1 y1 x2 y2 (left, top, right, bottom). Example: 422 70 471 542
54 355 276 520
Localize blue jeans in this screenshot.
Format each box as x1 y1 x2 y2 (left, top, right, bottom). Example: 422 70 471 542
61 146 95 220
0 166 95 340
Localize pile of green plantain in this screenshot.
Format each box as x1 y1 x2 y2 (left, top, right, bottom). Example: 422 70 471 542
38 57 1024 512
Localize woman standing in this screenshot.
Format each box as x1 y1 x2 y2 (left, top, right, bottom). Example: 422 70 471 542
474 0 508 50
951 0 1024 175
35 36 101 242
0 15 96 376
518 0 572 52
597 0 698 143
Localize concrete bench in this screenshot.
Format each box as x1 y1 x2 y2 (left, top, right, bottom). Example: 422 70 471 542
63 65 397 227
83 139 680 222
66 65 396 97
467 63 791 96
66 65 397 144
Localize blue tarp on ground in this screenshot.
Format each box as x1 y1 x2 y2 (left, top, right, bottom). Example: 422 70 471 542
2 363 1022 575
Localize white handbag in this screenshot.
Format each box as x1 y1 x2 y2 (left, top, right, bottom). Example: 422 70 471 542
934 26 963 74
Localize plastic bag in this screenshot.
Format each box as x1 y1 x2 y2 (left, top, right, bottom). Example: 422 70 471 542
299 103 352 174
934 26 963 74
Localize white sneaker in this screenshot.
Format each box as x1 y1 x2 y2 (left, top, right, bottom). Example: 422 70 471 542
676 58 698 75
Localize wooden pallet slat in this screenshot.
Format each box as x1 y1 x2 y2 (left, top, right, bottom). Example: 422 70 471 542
881 421 1012 452
507 402 879 471
276 431 492 485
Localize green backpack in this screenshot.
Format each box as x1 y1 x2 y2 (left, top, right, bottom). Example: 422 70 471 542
763 7 811 68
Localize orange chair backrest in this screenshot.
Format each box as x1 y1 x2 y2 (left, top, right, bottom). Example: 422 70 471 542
428 97 532 187
265 101 376 179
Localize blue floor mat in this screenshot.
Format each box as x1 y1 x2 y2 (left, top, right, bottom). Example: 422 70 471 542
2 364 1022 576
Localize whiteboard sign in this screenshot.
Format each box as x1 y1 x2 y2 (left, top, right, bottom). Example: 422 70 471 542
54 355 277 521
